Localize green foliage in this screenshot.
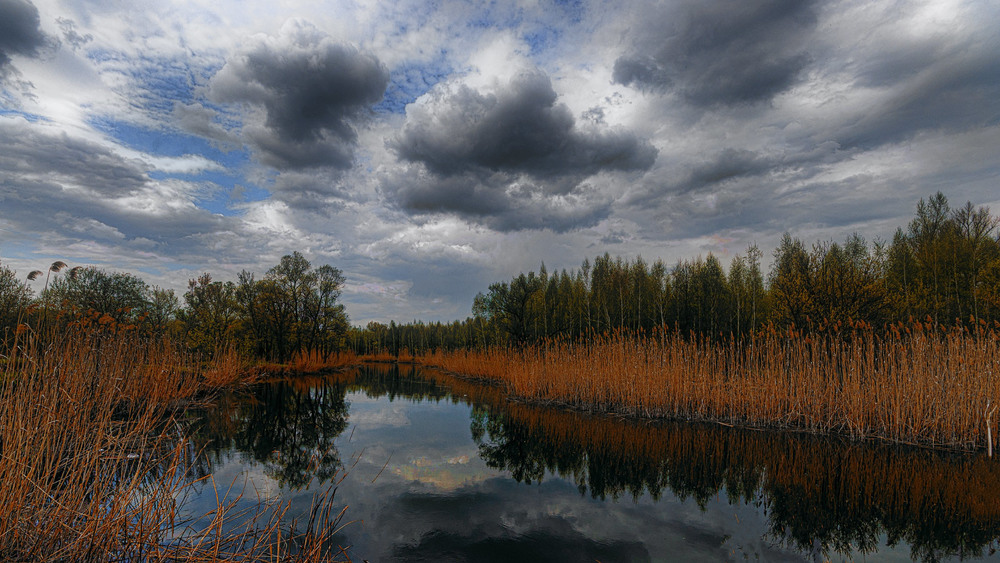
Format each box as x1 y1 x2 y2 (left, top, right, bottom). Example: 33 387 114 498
0 251 350 366
180 273 239 358
44 266 152 330
184 252 349 362
886 193 1000 325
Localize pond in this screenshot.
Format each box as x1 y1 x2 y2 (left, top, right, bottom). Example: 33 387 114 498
182 364 1000 562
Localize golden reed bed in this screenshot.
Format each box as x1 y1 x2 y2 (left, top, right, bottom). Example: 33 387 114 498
0 330 351 562
415 323 1000 452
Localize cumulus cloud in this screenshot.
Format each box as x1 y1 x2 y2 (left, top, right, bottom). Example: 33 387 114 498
209 20 389 171
393 70 655 177
382 165 615 232
613 0 819 107
384 69 656 231
0 0 47 66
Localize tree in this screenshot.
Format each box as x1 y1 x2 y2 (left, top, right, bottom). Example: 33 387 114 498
808 235 887 327
0 262 33 347
45 266 151 327
181 273 238 358
145 286 180 336
224 253 349 362
769 233 812 329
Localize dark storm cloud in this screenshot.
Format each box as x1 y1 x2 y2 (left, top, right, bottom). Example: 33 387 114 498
393 70 655 178
613 0 819 107
384 69 655 231
0 0 51 78
210 23 389 170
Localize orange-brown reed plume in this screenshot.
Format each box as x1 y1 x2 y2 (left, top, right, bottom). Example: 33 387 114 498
419 323 1000 452
0 328 352 561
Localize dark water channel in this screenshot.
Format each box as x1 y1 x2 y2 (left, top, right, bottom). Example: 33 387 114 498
183 364 1000 562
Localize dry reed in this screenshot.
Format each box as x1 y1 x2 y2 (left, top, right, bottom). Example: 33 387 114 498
416 323 1000 452
0 328 353 561
259 350 359 379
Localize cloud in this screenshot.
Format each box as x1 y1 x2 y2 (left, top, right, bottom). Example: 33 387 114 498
681 149 779 193
0 0 54 85
0 119 148 193
267 170 357 212
209 20 389 171
381 165 615 232
393 69 654 178
56 17 92 51
0 0 48 66
384 69 655 231
613 0 820 107
0 117 234 256
827 17 1000 150
172 102 240 148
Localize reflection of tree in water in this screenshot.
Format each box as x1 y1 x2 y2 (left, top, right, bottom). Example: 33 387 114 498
467 396 1000 563
191 378 349 490
189 364 448 491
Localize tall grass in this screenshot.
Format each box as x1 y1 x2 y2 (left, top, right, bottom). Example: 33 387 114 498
258 350 359 379
419 323 1000 452
0 328 353 561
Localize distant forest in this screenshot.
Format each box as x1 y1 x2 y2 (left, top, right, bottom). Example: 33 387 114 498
2 192 999 361
354 192 1000 354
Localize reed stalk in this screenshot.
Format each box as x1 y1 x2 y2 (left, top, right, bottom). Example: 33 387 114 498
413 323 1000 452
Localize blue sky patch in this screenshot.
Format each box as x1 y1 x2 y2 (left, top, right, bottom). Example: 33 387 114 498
375 59 454 114
88 116 242 164
0 108 48 122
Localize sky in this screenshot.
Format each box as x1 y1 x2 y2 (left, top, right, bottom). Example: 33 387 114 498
1 0 998 325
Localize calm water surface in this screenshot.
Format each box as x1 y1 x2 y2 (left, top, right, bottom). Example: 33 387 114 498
183 364 1000 562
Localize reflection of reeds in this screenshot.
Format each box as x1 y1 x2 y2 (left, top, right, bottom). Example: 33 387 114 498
417 324 1000 452
461 382 1000 560
0 329 353 561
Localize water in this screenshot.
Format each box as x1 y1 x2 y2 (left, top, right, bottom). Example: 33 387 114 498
182 364 1000 562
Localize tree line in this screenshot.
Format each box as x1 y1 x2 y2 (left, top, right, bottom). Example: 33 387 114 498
351 192 1000 354
4 192 998 359
0 251 348 363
